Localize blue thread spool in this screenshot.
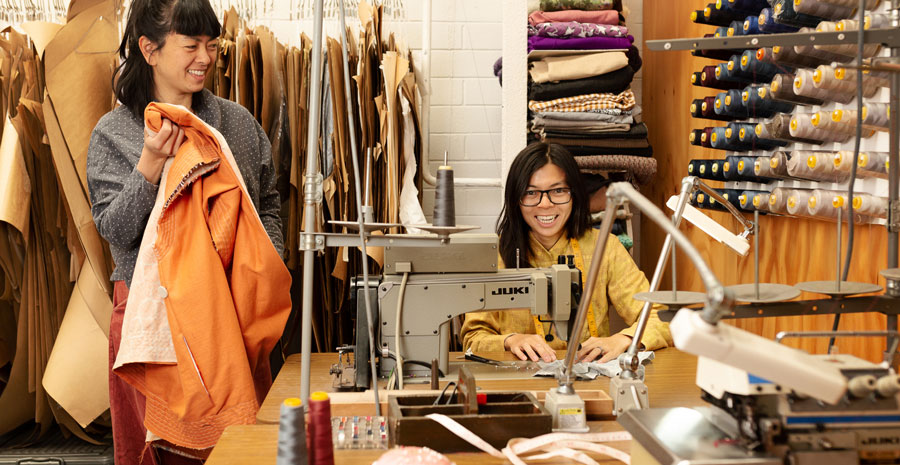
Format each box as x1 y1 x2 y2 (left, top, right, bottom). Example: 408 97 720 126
739 49 780 82
743 15 761 34
758 8 800 33
743 84 794 118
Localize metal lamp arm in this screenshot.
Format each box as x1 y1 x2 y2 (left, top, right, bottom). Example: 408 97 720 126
693 179 755 239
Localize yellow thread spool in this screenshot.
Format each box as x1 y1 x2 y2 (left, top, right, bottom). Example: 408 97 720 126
691 103 697 113
862 105 868 121
833 196 844 209
794 75 803 89
807 155 818 169
738 159 745 172
853 196 863 210
723 161 731 172
691 10 698 21
701 132 708 142
833 152 843 167
741 55 749 67
773 45 780 53
742 91 749 102
808 195 817 210
699 164 706 174
739 127 747 139
743 19 751 31
697 193 706 204
284 397 303 408
701 71 708 81
704 7 712 18
727 27 735 36
310 391 330 401
753 195 762 208
758 87 768 98
702 101 708 112
760 11 768 25
832 109 844 122
691 73 698 84
716 97 723 108
725 127 733 138
727 60 735 71
769 193 778 206
835 67 846 80
688 163 694 173
787 196 796 209
771 78 780 92
755 123 764 136
811 113 821 127
790 117 799 132
769 157 780 169
716 66 723 78
689 132 696 143
712 162 720 174
711 132 718 143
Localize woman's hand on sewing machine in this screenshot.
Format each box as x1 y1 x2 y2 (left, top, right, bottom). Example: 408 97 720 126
504 333 557 363
577 334 633 363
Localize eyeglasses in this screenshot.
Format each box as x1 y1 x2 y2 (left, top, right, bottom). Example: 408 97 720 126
520 188 572 207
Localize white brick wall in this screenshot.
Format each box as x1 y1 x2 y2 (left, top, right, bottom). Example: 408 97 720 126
250 0 643 233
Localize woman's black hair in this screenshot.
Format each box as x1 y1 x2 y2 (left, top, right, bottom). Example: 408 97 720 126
496 142 590 268
114 0 221 119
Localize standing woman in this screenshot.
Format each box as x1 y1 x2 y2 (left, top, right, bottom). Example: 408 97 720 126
461 143 671 363
87 0 283 463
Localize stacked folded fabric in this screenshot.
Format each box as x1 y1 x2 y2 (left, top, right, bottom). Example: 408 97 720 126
524 0 655 184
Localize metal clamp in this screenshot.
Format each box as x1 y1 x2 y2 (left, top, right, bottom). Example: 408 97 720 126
889 199 900 233
303 173 323 204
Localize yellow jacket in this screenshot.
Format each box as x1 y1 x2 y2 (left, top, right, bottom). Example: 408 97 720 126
461 229 671 352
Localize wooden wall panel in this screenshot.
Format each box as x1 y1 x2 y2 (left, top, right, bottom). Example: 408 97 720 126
640 0 890 362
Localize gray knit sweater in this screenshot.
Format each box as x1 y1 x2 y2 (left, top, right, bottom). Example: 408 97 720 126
87 90 284 287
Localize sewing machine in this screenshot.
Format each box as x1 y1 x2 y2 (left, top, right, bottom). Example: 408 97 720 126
619 308 900 465
331 233 584 390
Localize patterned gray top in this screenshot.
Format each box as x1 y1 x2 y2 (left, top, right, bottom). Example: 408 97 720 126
87 89 284 287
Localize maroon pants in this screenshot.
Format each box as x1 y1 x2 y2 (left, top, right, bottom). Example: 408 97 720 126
109 282 204 465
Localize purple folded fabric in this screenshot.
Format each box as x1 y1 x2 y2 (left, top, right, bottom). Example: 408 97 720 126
527 35 633 52
528 22 629 38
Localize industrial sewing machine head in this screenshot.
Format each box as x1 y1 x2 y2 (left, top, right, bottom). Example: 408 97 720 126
330 233 584 390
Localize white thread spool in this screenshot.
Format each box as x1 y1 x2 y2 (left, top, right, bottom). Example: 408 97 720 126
752 192 771 212
808 111 855 143
830 109 879 137
807 189 843 218
769 187 790 214
860 103 890 130
812 65 881 100
815 20 883 58
794 0 853 20
853 193 889 218
786 189 813 216
805 151 849 181
754 156 775 177
793 70 835 103
789 113 828 143
788 150 817 179
833 151 889 179
833 66 890 92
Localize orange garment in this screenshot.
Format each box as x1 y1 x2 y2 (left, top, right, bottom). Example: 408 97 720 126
114 103 291 450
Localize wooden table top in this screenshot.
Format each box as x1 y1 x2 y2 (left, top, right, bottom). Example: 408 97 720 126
209 348 700 464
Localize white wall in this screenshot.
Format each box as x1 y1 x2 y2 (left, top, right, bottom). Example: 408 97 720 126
248 0 643 233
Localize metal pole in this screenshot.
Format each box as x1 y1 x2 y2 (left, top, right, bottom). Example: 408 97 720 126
338 0 381 415
836 207 842 292
620 179 693 379
299 0 325 404
754 210 760 300
887 0 900 366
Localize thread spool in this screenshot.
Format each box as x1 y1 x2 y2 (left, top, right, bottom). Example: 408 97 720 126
804 150 850 181
701 65 745 89
793 69 834 103
727 19 745 36
277 398 309 465
787 150 818 179
701 127 714 148
834 67 890 95
793 27 854 63
691 71 703 86
771 0 822 28
704 5 743 27
720 188 744 209
806 111 854 143
746 85 795 118
758 8 801 33
770 45 828 69
751 192 771 212
793 0 853 20
812 65 880 102
827 109 879 139
754 156 776 178
713 92 728 116
715 26 730 38
723 89 749 118
739 49 781 82
834 151 889 178
722 156 740 181
858 104 890 130
822 20 883 57
768 151 790 177
689 129 705 146
786 189 813 216
702 96 732 120
690 99 704 118
875 375 900 398
770 74 824 106
759 114 821 144
432 162 456 227
838 13 892 32
820 0 880 8
717 61 753 84
768 187 790 213
852 193 888 218
711 159 727 180
710 126 732 150
738 190 754 211
308 392 335 465
848 375 877 398
736 156 759 179
743 15 761 34
807 189 842 218
688 159 703 176
789 113 830 144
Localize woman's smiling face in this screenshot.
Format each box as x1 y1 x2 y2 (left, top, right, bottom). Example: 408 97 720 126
519 162 572 250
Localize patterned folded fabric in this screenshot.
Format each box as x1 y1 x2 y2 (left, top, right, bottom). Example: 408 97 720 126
534 109 633 121
528 21 629 38
528 35 633 52
540 0 621 12
528 9 621 25
575 155 658 185
528 89 636 112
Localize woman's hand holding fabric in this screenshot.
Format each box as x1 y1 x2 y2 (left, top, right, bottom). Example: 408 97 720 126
576 333 633 363
504 333 558 363
137 118 185 184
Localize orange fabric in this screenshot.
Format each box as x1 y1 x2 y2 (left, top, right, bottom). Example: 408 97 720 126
114 103 291 450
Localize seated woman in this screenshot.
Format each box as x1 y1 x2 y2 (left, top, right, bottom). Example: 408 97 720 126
461 142 672 363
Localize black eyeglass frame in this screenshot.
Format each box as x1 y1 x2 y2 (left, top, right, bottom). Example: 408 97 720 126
519 187 573 207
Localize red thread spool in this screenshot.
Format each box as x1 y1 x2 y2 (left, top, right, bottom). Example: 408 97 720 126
308 391 334 465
